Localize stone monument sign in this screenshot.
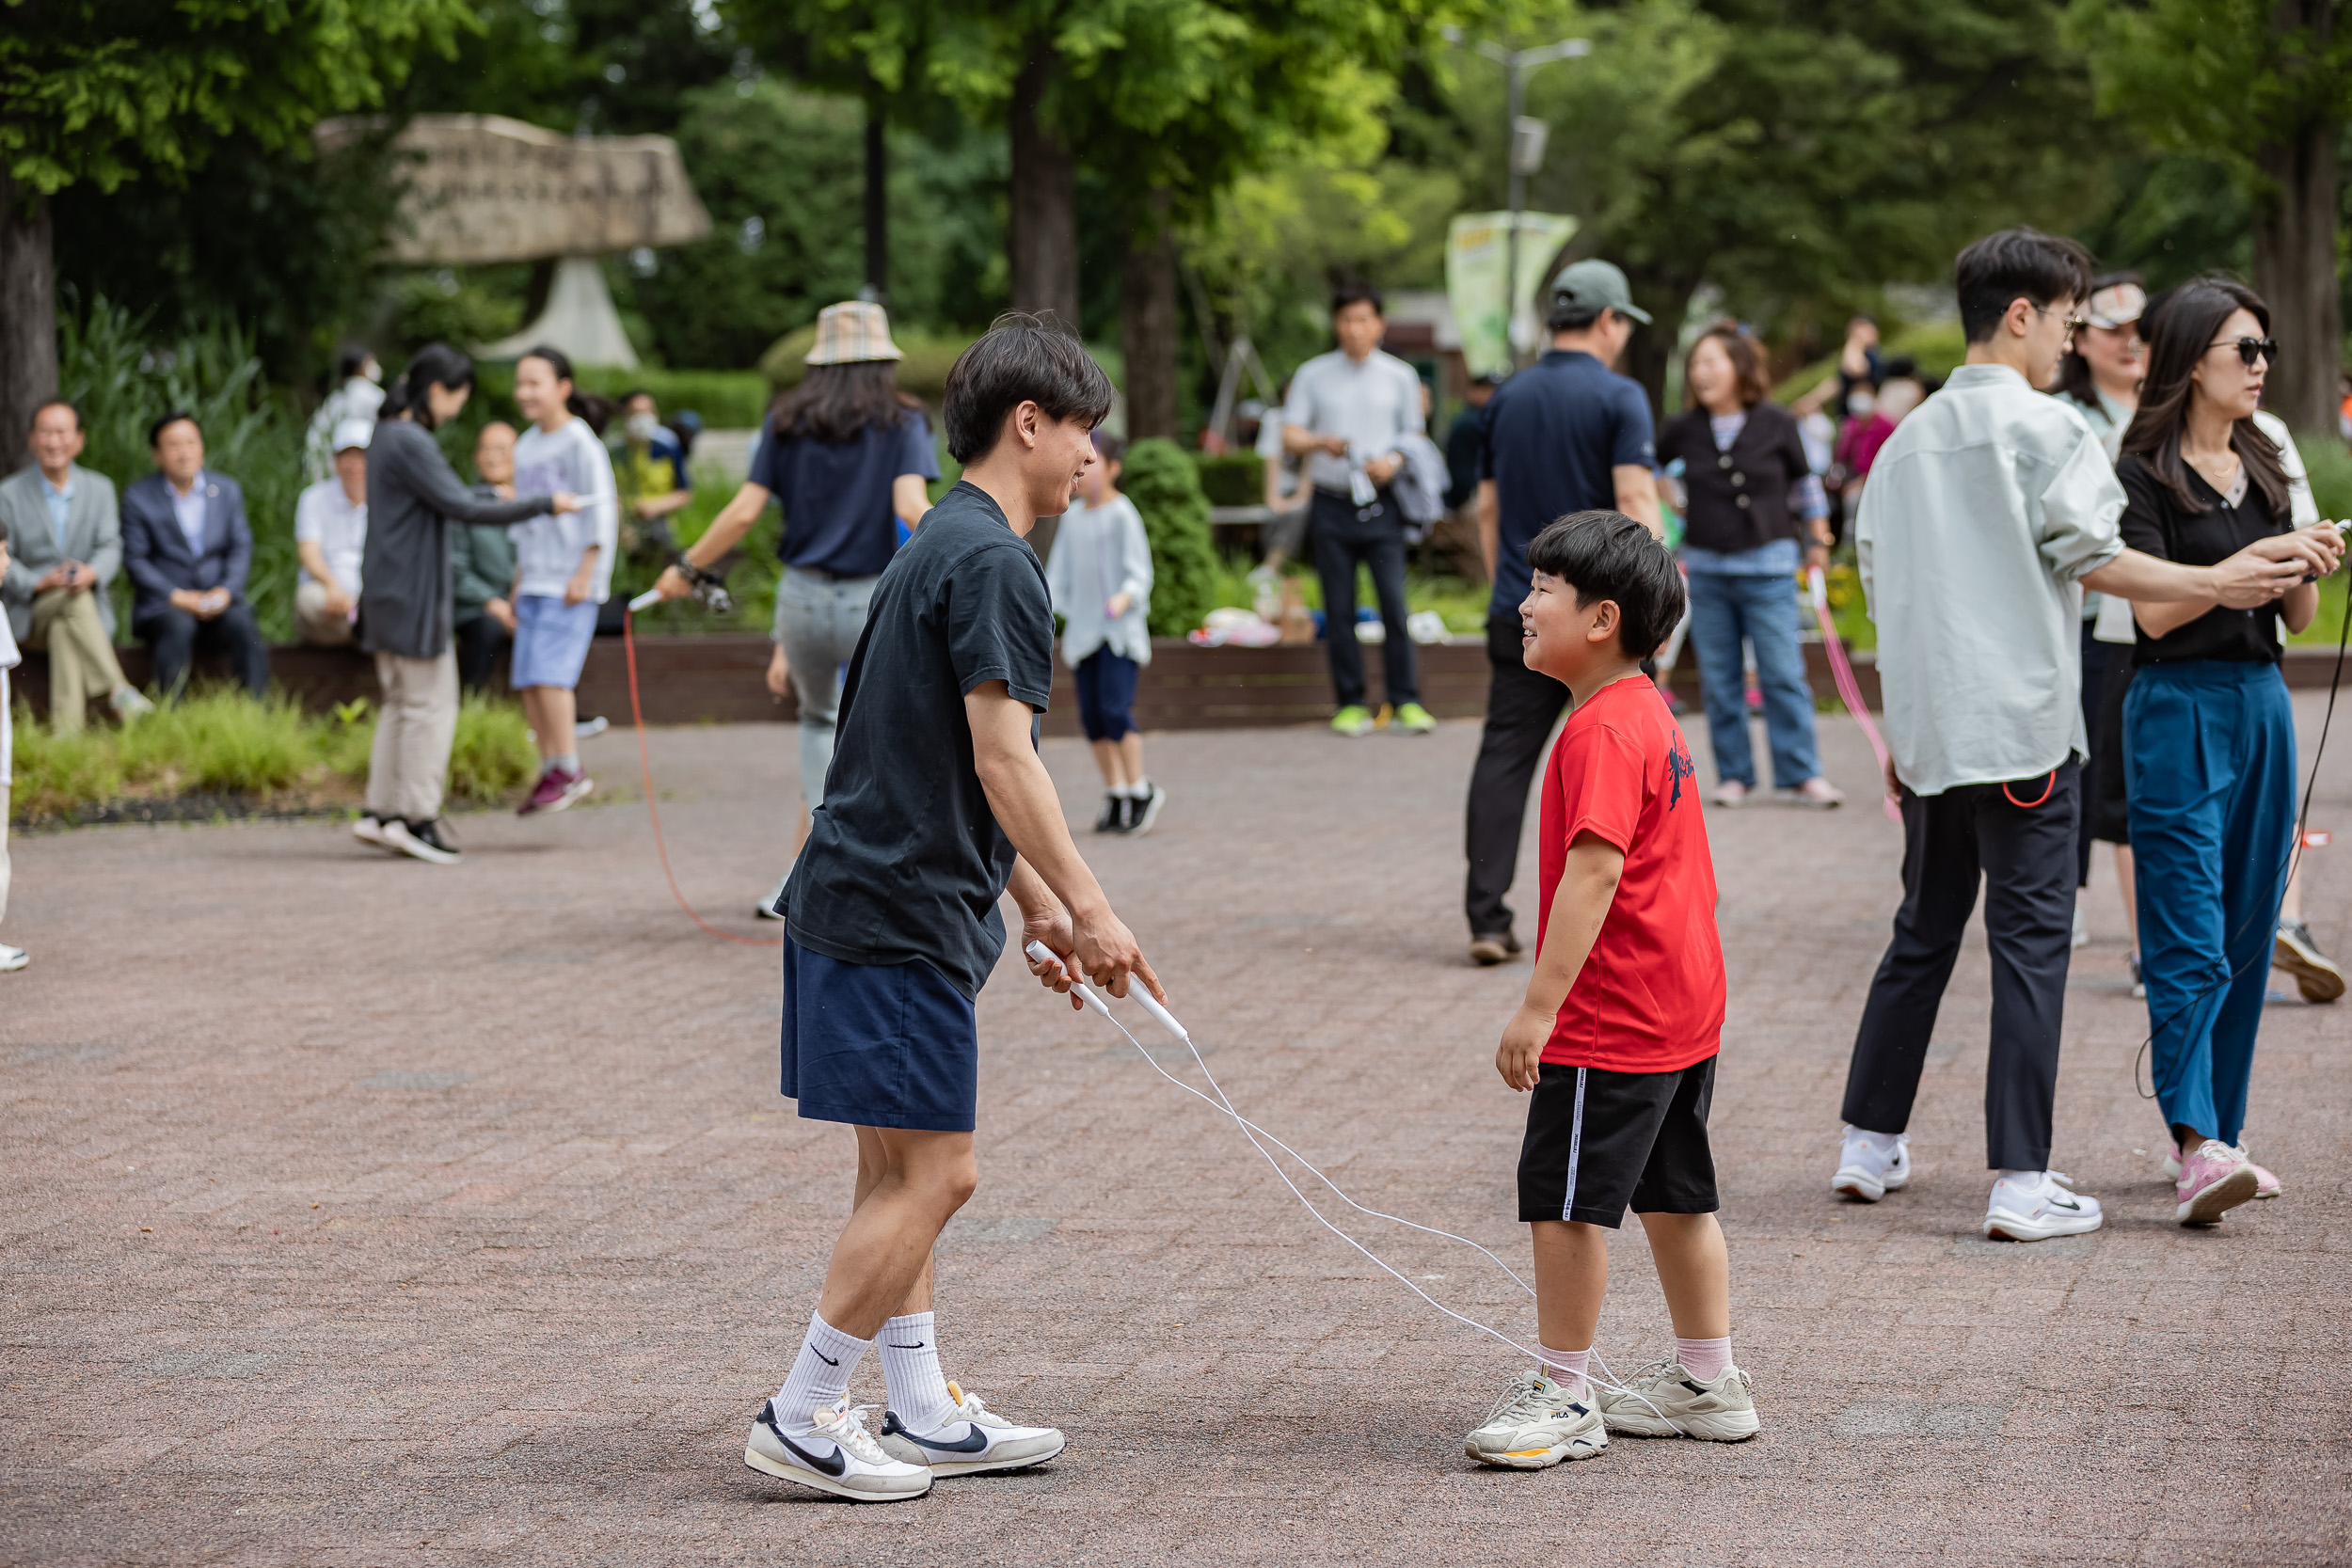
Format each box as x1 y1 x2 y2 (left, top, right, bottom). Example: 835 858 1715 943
316 114 711 368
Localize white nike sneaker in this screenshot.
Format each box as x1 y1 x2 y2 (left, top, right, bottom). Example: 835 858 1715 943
743 1397 932 1501
1983 1170 2103 1241
1833 1125 1911 1202
1463 1369 1608 1468
875 1382 1065 1476
1594 1357 1760 1442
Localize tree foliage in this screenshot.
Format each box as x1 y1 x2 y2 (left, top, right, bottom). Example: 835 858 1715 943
1117 436 1219 639
0 0 475 195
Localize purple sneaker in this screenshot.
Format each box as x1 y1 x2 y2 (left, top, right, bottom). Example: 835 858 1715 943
518 768 593 816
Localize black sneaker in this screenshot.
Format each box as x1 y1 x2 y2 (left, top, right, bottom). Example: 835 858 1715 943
1093 793 1127 833
385 817 462 865
1126 783 1167 837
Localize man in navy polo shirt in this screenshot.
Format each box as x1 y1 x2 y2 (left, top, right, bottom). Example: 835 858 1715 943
1465 260 1662 967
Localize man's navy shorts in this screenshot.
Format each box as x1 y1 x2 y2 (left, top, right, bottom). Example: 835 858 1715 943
1518 1057 1718 1227
781 931 978 1132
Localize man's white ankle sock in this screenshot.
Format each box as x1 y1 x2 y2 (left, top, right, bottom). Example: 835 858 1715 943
1538 1343 1589 1401
878 1310 958 1432
773 1311 869 1433
1131 776 1150 796
1676 1336 1733 1383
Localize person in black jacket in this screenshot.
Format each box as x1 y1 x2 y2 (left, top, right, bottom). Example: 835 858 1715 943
356 344 578 864
1656 325 1841 808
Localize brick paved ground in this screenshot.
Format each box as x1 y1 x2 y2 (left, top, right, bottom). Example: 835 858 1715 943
3 695 2347 1566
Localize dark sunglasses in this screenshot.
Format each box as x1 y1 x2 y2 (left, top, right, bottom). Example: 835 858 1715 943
2210 336 2279 367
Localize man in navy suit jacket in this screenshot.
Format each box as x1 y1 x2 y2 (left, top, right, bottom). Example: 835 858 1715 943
120 412 270 699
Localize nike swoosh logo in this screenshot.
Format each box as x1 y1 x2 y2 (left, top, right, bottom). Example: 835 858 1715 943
778 1433 848 1476
811 1348 839 1366
904 1423 990 1454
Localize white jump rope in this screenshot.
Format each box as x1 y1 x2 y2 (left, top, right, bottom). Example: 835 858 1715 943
1023 940 1685 1424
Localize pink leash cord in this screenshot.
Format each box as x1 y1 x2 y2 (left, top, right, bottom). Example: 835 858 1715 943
1807 567 1902 823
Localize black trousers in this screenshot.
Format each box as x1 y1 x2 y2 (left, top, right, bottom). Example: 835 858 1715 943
136 599 269 700
1310 488 1417 708
1841 762 2079 1172
2074 619 2106 886
1464 610 1571 939
455 614 512 694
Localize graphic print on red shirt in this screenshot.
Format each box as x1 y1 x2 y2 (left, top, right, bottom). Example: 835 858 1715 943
1535 675 1726 1072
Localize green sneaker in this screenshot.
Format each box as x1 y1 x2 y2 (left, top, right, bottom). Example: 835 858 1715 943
1394 702 1437 734
1330 705 1374 736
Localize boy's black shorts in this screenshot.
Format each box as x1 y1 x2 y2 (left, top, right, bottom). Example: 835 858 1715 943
1518 1057 1718 1227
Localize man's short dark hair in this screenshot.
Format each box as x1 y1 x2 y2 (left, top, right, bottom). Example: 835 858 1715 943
1546 299 1603 335
148 411 199 448
943 311 1116 465
28 398 81 434
1955 228 2094 344
1526 511 1685 657
1330 284 1384 318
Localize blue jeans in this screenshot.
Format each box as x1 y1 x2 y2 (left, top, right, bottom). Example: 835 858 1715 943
1685 569 1820 789
2125 660 2296 1147
774 566 879 809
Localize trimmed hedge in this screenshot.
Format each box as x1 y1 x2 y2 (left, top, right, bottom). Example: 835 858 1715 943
1120 437 1220 640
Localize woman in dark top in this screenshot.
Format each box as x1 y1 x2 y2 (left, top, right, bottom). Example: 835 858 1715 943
358 343 575 864
649 302 940 915
2114 277 2344 1225
1657 324 1841 808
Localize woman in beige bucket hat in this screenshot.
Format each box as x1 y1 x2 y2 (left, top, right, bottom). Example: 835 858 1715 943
653 301 942 913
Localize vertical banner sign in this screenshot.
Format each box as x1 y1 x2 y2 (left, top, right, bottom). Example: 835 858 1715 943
1445 212 1580 378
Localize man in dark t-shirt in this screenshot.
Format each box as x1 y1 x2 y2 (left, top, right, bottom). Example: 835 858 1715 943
1466 260 1662 967
742 314 1164 1506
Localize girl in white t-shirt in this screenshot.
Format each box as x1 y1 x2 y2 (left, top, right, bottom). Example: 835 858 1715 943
1044 432 1162 834
509 346 618 816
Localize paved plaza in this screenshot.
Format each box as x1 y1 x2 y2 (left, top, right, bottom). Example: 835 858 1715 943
3 697 2347 1565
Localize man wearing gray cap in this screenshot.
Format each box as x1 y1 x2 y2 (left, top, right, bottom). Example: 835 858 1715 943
1465 259 1662 966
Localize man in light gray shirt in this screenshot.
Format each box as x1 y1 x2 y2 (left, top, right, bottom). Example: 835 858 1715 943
1282 285 1434 736
1832 229 2327 1243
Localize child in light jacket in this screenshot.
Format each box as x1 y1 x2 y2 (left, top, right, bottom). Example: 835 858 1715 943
1045 432 1162 835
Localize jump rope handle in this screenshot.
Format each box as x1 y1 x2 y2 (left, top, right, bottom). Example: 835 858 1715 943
628 587 664 613
1023 939 1189 1043
1806 564 1830 614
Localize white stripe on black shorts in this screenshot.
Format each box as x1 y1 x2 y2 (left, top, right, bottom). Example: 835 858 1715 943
1517 1057 1719 1227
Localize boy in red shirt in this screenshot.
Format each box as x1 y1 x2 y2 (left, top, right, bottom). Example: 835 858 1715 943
1465 511 1759 1468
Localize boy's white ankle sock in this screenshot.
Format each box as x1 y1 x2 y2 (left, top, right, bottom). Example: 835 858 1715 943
551 752 579 775
1131 776 1151 795
1538 1343 1589 1400
772 1312 869 1433
878 1311 959 1432
1676 1336 1733 1383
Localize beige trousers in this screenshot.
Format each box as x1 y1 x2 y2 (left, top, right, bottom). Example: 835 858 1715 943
27 589 129 735
295 580 358 647
367 650 458 823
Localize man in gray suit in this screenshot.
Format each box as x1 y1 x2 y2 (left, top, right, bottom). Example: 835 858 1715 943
0 401 152 734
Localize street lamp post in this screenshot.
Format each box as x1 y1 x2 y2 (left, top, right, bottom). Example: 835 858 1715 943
1449 32 1590 366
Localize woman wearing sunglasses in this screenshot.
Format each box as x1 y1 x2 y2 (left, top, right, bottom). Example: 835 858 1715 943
2114 277 2345 1227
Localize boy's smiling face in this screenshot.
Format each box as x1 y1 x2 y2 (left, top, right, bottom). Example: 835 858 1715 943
1520 567 1623 685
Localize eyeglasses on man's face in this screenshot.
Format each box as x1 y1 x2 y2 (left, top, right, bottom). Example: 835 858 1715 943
2031 303 2090 340
2208 336 2279 368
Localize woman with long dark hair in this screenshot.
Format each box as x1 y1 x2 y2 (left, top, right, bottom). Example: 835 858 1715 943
359 342 580 864
2114 277 2344 1225
1656 323 1841 808
650 302 940 912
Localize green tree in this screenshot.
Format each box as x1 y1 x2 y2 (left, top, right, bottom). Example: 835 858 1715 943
739 0 1483 435
2068 0 2348 433
0 0 478 463
1454 0 2110 413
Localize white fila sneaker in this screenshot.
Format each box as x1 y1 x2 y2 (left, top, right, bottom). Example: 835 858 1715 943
1463 1369 1608 1468
1833 1126 1911 1202
1595 1357 1761 1442
743 1398 932 1501
1982 1170 2103 1241
875 1382 1066 1476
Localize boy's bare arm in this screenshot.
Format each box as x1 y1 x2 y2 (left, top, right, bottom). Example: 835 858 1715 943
965 680 1164 1002
1497 832 1626 1092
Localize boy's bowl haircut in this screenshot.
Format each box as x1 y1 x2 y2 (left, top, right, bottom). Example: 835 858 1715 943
1527 511 1686 657
944 311 1117 465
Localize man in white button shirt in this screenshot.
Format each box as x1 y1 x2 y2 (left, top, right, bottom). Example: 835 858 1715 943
294 419 371 646
1282 285 1436 736
1832 228 2327 1242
